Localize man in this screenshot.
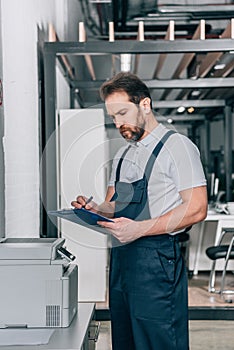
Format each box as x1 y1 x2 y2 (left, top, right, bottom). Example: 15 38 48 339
72 72 207 350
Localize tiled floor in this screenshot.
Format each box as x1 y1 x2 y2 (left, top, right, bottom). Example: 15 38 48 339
95 271 234 349
188 271 234 306
96 320 234 350
189 320 234 350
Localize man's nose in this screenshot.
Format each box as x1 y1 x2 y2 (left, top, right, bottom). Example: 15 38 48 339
114 118 122 128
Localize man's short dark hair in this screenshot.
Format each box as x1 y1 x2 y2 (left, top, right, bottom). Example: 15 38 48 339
100 72 152 108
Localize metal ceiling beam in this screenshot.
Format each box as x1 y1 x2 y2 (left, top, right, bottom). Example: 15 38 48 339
156 114 205 122
43 38 234 55
147 78 234 89
153 100 226 109
81 100 225 111
105 115 205 127
71 78 234 89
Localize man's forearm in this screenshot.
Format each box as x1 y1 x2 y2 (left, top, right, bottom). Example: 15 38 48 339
97 201 115 218
141 186 208 236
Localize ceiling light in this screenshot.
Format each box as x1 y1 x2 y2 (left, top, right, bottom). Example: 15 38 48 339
120 54 132 72
191 90 200 97
167 118 174 124
177 106 185 113
187 107 195 114
214 63 226 70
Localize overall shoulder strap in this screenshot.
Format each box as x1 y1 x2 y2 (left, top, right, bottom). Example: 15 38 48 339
144 129 176 180
115 145 131 182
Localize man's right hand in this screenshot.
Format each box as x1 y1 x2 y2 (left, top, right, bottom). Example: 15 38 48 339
71 195 96 211
71 193 115 218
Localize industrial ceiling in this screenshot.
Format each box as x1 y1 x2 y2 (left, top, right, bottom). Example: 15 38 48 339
50 0 234 125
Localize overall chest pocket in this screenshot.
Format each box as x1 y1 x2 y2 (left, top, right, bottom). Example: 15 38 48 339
115 178 147 204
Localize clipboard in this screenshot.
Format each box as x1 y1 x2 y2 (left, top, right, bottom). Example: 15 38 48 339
48 208 114 234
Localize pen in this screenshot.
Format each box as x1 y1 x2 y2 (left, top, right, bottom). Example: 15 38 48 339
85 196 93 206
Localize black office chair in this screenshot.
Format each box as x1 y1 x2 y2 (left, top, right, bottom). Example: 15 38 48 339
206 227 234 299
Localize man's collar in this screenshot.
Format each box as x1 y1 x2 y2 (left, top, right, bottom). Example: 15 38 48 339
138 124 165 147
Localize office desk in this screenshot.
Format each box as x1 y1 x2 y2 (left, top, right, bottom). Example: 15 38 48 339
0 303 95 350
193 213 234 275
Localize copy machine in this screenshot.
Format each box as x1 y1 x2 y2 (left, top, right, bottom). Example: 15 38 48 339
0 238 78 328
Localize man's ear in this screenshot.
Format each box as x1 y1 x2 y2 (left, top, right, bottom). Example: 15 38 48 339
140 97 151 114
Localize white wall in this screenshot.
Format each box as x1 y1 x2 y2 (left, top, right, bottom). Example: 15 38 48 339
1 0 81 237
0 1 5 238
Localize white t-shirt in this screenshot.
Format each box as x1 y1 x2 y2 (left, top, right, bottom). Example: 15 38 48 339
109 124 207 219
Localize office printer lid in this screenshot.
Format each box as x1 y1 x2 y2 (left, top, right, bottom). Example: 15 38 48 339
0 238 65 260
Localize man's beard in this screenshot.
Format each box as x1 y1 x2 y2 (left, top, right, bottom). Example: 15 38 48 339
119 110 146 142
120 125 145 142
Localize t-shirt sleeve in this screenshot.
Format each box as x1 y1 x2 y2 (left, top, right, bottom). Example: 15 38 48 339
168 134 207 192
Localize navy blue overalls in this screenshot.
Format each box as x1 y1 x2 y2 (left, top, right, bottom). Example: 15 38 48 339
109 130 189 350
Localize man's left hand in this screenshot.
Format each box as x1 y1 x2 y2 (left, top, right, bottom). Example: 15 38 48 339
97 217 145 243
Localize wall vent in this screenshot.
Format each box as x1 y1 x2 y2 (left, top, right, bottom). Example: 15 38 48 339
46 305 61 327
